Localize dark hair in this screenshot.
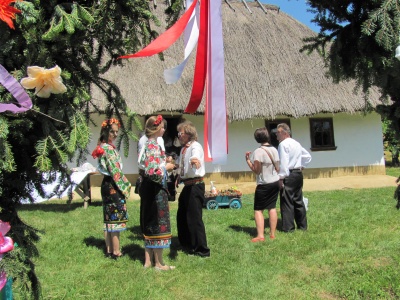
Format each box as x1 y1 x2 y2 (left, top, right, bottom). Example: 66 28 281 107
177 121 198 141
99 120 119 143
166 151 178 160
254 127 270 143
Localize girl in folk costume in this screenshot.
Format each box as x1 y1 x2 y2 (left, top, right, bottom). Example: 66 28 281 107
138 115 176 270
92 118 131 259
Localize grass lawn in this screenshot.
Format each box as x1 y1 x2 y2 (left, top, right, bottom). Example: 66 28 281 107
15 183 400 300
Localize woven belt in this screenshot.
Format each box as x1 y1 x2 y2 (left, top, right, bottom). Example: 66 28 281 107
182 177 204 186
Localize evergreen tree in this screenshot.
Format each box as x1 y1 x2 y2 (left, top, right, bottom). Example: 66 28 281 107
0 0 182 298
302 0 400 142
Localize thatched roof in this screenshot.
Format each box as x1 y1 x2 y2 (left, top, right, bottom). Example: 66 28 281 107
91 1 382 121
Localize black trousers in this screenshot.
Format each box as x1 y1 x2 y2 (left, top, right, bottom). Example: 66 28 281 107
280 171 307 231
177 182 210 256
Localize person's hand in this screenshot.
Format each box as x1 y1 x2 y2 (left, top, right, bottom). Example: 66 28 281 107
190 158 201 169
245 151 251 160
279 179 284 190
165 162 175 172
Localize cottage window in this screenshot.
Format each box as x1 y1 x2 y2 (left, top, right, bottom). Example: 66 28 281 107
309 118 337 151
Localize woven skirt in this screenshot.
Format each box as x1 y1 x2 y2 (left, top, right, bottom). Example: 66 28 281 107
139 177 172 248
101 176 128 232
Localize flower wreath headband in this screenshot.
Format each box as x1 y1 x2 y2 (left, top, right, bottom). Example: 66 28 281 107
154 115 163 126
102 118 121 128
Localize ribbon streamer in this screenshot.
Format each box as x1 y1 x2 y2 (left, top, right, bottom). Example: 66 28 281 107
164 0 200 84
118 0 199 59
204 0 228 163
184 0 209 113
119 0 228 164
0 65 32 114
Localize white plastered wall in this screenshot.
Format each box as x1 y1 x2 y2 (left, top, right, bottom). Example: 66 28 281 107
70 112 384 175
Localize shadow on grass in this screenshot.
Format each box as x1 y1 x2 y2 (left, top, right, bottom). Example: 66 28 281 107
84 234 144 263
229 218 283 236
126 226 180 262
18 200 102 212
168 237 181 260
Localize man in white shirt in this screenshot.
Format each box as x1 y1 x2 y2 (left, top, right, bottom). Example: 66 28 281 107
176 121 210 257
276 123 312 232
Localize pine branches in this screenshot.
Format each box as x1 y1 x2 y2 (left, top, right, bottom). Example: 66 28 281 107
304 0 400 99
0 116 15 173
0 1 183 298
361 0 400 51
42 3 94 40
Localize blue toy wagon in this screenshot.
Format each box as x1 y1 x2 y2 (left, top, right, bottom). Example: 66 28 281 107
204 188 242 210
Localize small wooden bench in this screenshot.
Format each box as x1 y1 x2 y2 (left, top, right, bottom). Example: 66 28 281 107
68 171 98 208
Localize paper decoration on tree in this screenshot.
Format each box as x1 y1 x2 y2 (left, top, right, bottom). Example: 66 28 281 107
20 65 67 98
0 0 21 30
0 220 14 291
0 64 32 113
119 0 228 164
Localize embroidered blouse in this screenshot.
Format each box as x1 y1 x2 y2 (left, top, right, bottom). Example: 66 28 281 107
97 143 131 198
139 138 166 184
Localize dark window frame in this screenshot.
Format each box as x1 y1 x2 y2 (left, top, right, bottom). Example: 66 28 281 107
309 118 337 151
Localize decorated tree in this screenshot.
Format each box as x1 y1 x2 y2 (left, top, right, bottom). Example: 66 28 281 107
301 0 400 148
0 0 182 298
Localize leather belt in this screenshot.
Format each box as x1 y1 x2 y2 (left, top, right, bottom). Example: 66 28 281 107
289 168 302 173
182 177 204 186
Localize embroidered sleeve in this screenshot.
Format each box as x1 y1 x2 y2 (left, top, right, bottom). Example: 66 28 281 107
100 145 131 198
144 140 166 184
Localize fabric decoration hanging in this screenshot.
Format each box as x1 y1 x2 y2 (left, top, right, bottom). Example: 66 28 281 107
118 0 228 164
0 64 32 114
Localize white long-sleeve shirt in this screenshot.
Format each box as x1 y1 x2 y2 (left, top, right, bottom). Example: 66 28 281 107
178 141 205 179
278 137 311 179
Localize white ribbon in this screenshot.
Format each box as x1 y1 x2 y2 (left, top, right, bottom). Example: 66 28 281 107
206 0 227 164
164 0 200 84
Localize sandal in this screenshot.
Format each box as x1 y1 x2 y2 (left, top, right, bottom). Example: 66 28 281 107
251 237 265 243
111 252 124 260
154 265 176 271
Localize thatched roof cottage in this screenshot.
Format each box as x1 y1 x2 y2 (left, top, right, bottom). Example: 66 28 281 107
88 1 385 185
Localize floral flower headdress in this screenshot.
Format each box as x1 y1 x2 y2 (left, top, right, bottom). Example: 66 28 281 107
101 118 121 128
154 115 163 126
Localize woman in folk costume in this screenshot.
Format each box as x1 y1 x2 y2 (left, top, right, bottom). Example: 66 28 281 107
92 118 131 259
138 115 176 270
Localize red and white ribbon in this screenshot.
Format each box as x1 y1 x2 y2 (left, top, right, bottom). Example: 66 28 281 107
164 0 199 84
119 0 228 164
118 0 199 59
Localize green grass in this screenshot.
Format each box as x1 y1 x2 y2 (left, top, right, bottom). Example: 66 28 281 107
386 166 400 178
16 187 400 300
